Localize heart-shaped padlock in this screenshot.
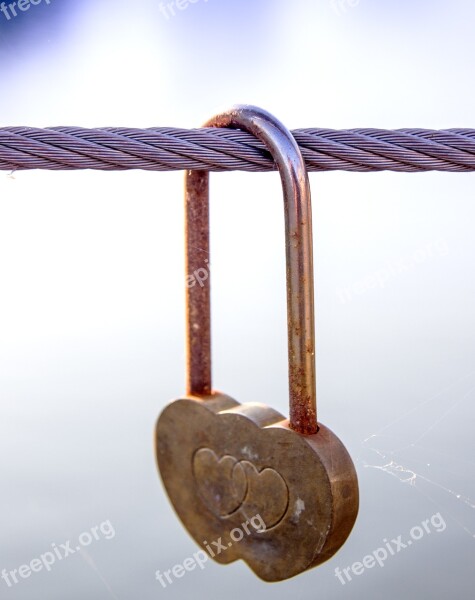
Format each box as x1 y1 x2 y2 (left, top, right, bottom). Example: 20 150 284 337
156 105 358 582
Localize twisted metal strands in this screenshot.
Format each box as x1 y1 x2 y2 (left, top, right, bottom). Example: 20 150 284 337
2 127 475 172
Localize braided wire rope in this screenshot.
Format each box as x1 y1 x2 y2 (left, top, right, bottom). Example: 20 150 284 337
2 127 475 172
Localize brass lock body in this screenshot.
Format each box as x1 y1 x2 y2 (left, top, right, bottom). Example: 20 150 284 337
156 105 358 582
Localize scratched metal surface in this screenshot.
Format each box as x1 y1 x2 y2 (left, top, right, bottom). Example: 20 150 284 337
0 1 474 599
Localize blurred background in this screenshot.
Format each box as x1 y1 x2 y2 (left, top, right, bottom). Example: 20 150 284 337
0 0 474 598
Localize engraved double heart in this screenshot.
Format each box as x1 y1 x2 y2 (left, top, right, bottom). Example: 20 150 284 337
192 448 289 530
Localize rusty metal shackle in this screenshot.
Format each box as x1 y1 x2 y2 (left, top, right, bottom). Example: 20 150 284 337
185 105 317 435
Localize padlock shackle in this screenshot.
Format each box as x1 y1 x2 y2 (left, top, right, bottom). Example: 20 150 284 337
185 105 317 435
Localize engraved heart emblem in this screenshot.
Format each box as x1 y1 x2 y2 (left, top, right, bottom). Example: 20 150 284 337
192 449 289 529
192 449 247 517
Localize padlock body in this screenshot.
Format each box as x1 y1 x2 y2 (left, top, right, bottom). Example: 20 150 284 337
155 393 358 582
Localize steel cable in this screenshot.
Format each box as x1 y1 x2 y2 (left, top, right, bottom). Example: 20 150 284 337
2 127 475 172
